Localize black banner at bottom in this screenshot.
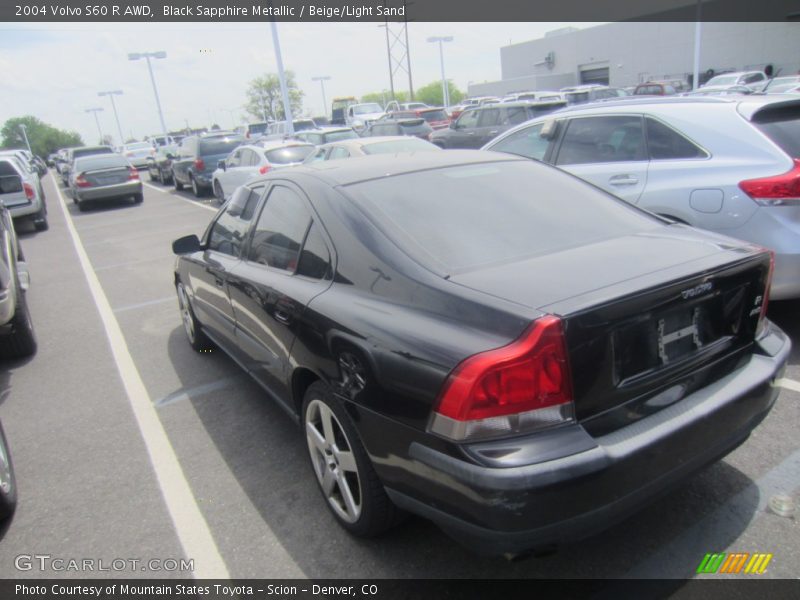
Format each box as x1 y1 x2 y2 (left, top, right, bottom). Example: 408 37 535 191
3 579 800 600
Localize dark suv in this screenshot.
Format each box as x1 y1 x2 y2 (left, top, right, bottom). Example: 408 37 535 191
430 101 565 149
171 133 244 197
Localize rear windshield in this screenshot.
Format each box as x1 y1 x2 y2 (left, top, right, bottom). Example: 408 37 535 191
325 129 358 142
199 137 244 155
73 147 113 159
361 138 438 155
399 120 429 132
248 123 269 135
125 142 151 150
752 105 800 157
420 110 448 121
345 160 660 273
265 145 315 164
74 155 129 170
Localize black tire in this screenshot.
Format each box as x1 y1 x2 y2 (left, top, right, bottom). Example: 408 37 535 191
190 175 204 198
302 381 403 537
0 422 17 521
148 168 157 183
173 171 184 191
213 181 224 203
0 288 37 360
176 282 213 352
162 169 173 185
133 193 143 204
77 199 88 212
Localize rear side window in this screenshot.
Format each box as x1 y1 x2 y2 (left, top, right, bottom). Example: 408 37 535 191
556 116 646 165
346 160 660 273
208 186 263 256
489 124 550 161
248 186 311 271
503 107 532 126
329 147 351 160
645 118 708 160
296 223 331 280
421 110 447 121
752 105 800 158
73 147 113 159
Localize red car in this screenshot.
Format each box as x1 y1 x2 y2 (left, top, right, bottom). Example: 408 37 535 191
390 108 451 130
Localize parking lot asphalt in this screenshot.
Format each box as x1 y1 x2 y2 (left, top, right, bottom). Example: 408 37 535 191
0 170 797 580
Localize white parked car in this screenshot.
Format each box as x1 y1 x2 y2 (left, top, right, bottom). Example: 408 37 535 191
121 141 155 168
345 103 385 132
484 95 800 299
703 71 768 91
211 141 315 202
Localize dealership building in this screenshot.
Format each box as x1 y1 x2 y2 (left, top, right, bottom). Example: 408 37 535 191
467 22 800 96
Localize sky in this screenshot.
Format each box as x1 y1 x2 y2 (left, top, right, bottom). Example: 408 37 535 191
0 22 600 145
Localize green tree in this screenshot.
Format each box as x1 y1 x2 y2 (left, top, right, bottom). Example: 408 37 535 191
415 80 465 107
1 116 83 157
361 90 409 108
245 72 304 122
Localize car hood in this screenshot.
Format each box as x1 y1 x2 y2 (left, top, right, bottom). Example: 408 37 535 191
447 226 758 314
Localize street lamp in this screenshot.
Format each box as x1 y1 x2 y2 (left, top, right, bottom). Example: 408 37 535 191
85 107 105 144
18 124 32 154
427 36 454 108
128 50 169 140
98 90 124 145
311 76 331 118
270 21 295 134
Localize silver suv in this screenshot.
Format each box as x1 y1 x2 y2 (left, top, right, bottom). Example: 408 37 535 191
0 155 48 232
484 95 800 299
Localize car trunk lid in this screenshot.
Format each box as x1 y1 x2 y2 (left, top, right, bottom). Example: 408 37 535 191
448 228 770 432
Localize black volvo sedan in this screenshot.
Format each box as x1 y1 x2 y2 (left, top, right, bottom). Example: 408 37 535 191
172 151 789 555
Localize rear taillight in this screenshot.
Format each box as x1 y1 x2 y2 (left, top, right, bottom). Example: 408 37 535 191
756 251 775 338
430 315 574 441
23 183 35 200
194 158 205 171
128 168 140 180
739 159 800 206
75 174 91 188
258 165 271 175
125 151 134 157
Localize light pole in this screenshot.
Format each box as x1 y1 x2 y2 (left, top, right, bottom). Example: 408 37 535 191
18 124 32 154
98 89 124 145
270 21 295 134
311 76 331 118
85 107 105 144
427 36 453 108
128 50 169 140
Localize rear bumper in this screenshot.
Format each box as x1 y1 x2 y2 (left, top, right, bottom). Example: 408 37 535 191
8 198 42 219
75 181 142 201
383 324 790 555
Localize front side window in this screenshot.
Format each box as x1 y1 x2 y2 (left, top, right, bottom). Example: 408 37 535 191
478 108 501 127
456 110 479 129
248 186 312 271
329 147 351 160
207 186 263 256
556 116 646 165
489 124 550 162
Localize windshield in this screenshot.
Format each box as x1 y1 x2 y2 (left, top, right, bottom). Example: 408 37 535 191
345 160 659 273
706 75 738 86
325 129 359 142
354 104 383 115
361 138 439 155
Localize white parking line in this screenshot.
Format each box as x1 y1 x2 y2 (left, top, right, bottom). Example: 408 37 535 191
114 296 176 314
143 182 218 213
52 181 230 579
775 378 800 394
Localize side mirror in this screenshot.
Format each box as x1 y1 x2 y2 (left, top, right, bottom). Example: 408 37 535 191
166 153 174 160
217 160 226 171
449 121 458 129
540 119 559 140
172 234 202 255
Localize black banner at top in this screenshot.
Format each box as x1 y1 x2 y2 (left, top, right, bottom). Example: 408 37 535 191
3 0 800 22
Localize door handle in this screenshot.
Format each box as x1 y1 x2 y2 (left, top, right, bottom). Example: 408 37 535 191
213 276 224 288
488 130 498 135
273 309 291 325
466 131 475 135
609 175 639 186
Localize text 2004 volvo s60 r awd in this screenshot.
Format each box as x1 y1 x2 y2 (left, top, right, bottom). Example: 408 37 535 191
172 151 789 555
